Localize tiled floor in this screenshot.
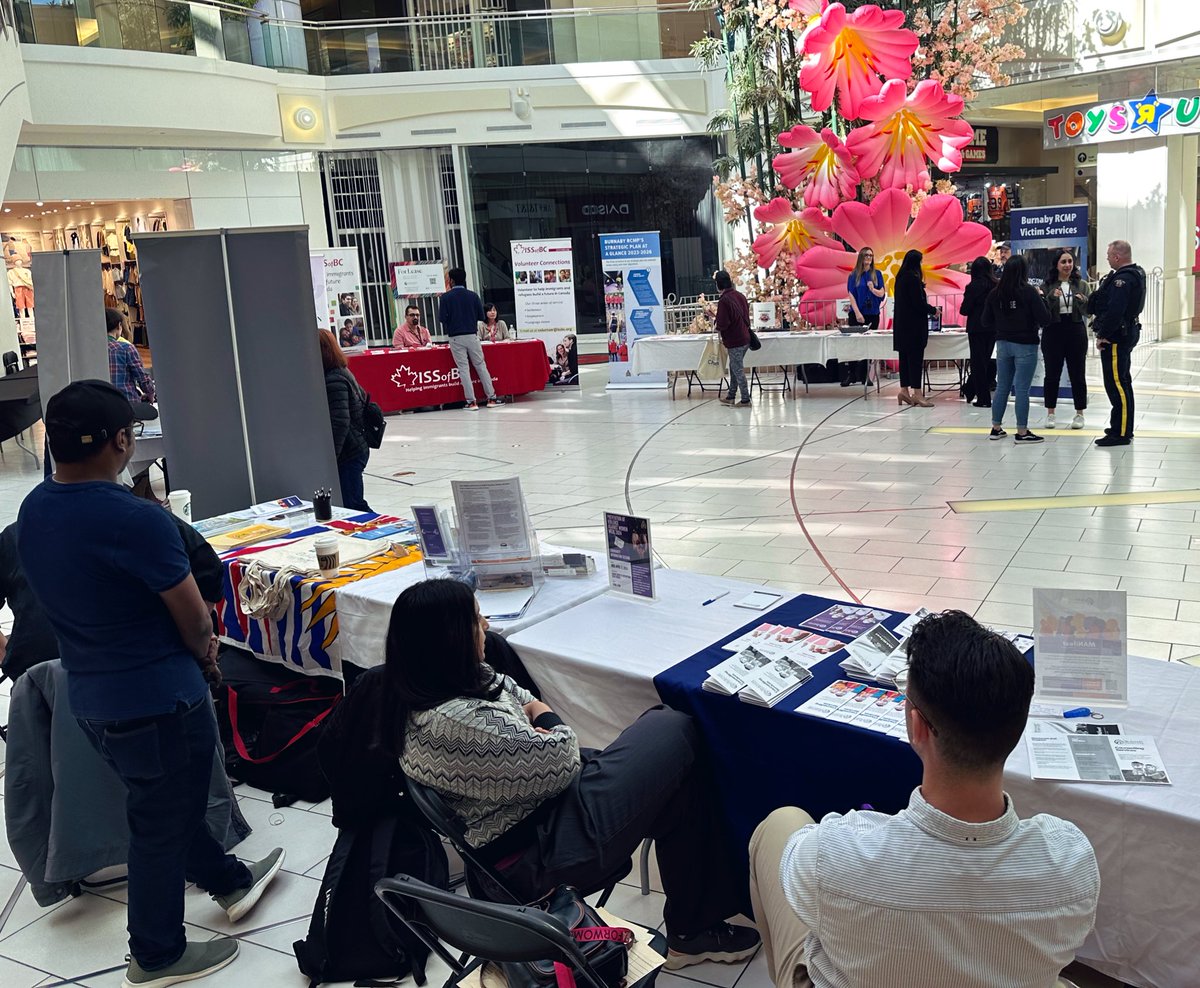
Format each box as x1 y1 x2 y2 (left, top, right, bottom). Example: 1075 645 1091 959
4 335 1193 985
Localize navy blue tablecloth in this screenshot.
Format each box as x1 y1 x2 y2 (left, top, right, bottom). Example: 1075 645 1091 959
653 593 923 870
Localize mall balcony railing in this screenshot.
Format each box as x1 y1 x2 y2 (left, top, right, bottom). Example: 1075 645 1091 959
13 0 718 76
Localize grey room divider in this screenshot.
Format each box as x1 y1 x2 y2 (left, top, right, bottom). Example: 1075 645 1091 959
30 249 108 406
137 226 342 520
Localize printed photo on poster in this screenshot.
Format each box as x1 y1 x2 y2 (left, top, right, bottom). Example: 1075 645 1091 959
312 248 366 345
523 331 580 388
604 511 654 599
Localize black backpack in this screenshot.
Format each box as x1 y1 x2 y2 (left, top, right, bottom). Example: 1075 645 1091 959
361 392 386 449
293 810 449 987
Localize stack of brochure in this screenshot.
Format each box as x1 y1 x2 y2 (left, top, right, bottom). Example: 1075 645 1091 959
840 624 904 683
703 624 839 706
795 679 909 738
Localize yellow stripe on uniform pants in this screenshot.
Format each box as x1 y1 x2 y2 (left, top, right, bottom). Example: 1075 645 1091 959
1111 342 1129 437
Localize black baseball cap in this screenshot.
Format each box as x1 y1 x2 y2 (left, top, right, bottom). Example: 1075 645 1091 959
45 379 135 463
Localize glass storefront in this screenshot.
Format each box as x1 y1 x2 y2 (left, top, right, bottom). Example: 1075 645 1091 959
466 137 720 333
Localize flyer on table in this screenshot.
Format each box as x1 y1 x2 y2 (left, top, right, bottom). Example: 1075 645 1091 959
604 511 654 599
1032 588 1128 707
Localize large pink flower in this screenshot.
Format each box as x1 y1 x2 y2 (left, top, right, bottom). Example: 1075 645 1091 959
846 79 974 191
801 3 919 118
794 188 991 303
787 0 828 42
752 198 835 270
773 126 860 210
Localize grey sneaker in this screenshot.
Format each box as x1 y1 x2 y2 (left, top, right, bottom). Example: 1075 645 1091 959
214 848 285 923
123 938 239 988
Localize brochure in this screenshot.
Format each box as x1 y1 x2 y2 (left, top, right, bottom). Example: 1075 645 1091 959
604 511 655 600
1027 720 1124 736
801 604 891 639
1033 588 1128 707
840 623 903 681
794 680 911 741
794 679 867 718
739 655 815 707
1026 732 1169 784
703 645 773 696
723 623 809 652
845 688 903 731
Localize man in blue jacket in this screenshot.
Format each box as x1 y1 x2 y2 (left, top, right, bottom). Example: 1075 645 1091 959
439 267 500 409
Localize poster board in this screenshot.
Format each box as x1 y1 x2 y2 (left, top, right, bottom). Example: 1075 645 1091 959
390 262 445 298
511 238 576 334
312 248 366 349
1010 205 1089 282
598 232 666 389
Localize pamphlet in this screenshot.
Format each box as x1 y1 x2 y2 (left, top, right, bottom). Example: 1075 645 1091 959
723 623 808 653
1033 588 1128 707
795 680 910 742
840 623 904 683
739 655 814 707
1027 719 1124 736
703 645 773 696
845 688 903 731
412 504 453 562
604 511 654 600
452 479 535 565
795 679 868 718
1025 732 1169 784
801 604 890 639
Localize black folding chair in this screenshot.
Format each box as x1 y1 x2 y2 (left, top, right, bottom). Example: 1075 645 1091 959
376 874 664 988
404 776 630 907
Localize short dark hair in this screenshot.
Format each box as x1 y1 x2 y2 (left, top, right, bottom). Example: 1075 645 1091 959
104 308 125 334
405 304 420 316
905 610 1033 772
484 302 498 315
448 267 467 287
384 579 497 718
44 379 135 464
713 269 733 291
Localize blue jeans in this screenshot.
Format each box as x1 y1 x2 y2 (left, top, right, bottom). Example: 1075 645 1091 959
79 696 251 970
726 344 750 401
991 340 1039 430
338 450 371 512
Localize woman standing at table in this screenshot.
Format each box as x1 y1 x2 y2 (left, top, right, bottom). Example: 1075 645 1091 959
960 256 998 408
1041 248 1089 430
892 250 936 407
843 247 885 386
984 255 1051 443
477 303 510 342
319 329 372 512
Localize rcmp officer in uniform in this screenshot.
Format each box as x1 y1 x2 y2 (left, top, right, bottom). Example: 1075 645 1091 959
1087 240 1145 447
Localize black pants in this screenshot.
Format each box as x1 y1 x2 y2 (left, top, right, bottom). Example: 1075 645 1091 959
337 451 372 512
1100 341 1134 438
964 331 995 404
1042 321 1088 410
897 346 925 389
79 697 251 970
840 313 876 384
497 707 743 936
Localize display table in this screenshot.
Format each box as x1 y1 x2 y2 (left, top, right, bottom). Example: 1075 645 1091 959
506 570 797 747
0 365 41 462
335 544 612 669
347 340 550 413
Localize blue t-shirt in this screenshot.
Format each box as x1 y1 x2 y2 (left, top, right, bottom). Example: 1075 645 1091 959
438 285 486 337
16 480 206 721
847 270 884 316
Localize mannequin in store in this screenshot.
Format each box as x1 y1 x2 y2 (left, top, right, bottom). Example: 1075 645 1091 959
8 259 34 318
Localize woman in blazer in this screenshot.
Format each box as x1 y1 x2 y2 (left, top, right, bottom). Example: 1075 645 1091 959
892 250 937 407
960 256 998 408
477 304 510 342
1041 248 1089 429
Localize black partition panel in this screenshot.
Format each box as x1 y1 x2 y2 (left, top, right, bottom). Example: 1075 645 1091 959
30 250 108 405
137 227 340 520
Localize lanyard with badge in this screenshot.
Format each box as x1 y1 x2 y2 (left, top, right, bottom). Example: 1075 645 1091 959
1059 281 1073 315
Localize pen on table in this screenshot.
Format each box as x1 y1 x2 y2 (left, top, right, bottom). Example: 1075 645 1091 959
702 591 730 607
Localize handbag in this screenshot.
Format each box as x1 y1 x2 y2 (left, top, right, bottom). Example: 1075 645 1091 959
748 330 762 351
500 886 634 988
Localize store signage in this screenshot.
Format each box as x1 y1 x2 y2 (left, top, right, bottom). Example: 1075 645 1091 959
962 126 998 164
1043 89 1200 148
390 261 443 297
568 194 637 223
488 199 556 221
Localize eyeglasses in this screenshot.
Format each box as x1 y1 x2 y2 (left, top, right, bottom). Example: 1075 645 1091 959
128 420 145 437
905 695 939 737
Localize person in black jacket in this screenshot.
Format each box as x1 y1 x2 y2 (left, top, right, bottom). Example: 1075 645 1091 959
959 257 997 408
1087 240 1146 446
892 250 937 407
983 256 1051 443
319 329 372 512
1041 249 1089 431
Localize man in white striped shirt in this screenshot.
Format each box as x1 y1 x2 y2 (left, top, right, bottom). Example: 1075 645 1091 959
749 610 1099 988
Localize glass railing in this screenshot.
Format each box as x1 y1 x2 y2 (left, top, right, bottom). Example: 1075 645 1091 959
14 0 717 75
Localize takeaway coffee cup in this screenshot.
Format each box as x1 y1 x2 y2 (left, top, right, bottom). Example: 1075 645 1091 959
167 489 192 522
315 536 340 578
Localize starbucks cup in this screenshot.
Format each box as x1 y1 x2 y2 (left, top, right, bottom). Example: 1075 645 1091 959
167 489 192 522
315 536 340 578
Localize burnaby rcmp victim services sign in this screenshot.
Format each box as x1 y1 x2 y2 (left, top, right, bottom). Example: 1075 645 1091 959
1043 90 1200 149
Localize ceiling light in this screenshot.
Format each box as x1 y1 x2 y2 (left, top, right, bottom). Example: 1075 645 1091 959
35 201 43 206
292 107 318 131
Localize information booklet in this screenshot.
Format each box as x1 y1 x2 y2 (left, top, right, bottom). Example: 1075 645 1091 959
703 645 814 706
1033 588 1128 707
795 679 909 739
840 623 903 682
1025 732 1170 784
801 604 891 639
604 511 655 600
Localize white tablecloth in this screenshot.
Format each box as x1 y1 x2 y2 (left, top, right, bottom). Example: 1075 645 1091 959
507 569 796 748
826 330 970 361
1004 657 1200 988
335 544 611 670
629 335 711 376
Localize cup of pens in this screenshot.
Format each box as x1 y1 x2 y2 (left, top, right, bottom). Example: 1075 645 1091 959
314 488 333 522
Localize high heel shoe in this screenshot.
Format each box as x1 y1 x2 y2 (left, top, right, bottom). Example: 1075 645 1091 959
912 394 935 408
897 393 914 406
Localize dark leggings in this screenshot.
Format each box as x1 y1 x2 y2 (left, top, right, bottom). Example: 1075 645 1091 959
1042 320 1089 410
898 347 925 389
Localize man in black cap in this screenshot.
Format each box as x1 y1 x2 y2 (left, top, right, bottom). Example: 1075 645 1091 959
16 380 284 988
1088 239 1146 447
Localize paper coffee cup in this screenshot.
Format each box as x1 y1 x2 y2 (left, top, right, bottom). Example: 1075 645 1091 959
315 536 340 577
167 489 192 521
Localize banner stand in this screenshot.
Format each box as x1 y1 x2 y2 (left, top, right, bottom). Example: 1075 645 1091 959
599 232 667 390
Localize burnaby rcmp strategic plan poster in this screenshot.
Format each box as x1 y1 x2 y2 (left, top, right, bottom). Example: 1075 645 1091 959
599 231 666 389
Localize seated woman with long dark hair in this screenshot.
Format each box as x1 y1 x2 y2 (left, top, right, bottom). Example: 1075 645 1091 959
381 579 759 970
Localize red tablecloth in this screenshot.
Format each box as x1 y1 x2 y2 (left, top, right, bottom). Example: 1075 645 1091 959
347 340 550 413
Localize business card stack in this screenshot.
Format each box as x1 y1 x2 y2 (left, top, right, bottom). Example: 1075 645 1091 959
795 679 909 740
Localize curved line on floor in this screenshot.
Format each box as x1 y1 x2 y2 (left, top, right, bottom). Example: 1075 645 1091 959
622 399 716 515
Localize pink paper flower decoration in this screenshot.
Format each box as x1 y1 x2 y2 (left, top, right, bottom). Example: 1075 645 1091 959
793 188 991 302
752 198 835 270
800 3 919 119
846 79 975 191
773 126 861 210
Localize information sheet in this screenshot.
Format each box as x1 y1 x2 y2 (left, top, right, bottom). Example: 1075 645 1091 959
451 479 534 565
604 511 654 599
1025 732 1169 784
1033 588 1128 707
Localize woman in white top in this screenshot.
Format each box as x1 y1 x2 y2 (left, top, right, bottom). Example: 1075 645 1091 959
477 304 509 342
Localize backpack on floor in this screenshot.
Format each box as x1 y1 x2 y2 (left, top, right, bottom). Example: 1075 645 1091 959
293 810 450 987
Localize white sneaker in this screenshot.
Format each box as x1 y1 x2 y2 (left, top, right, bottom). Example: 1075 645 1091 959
1045 412 1056 429
1072 413 1085 430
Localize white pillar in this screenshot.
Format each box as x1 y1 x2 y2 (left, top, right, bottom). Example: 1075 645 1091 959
1097 135 1197 340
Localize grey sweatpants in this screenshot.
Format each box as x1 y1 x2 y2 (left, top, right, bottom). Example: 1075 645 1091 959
448 335 496 403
